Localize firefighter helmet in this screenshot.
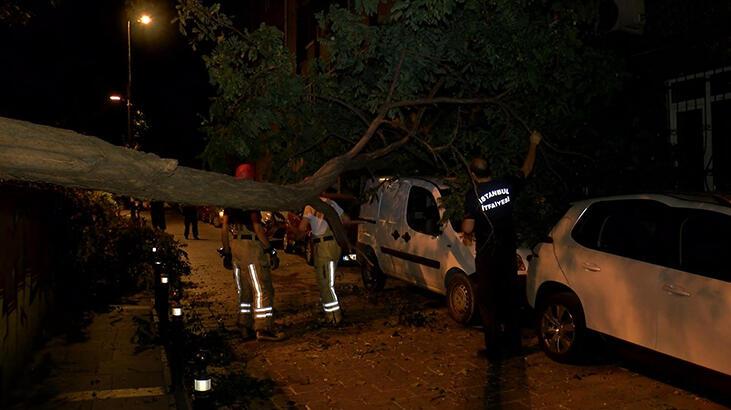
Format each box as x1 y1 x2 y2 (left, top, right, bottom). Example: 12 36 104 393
234 163 256 180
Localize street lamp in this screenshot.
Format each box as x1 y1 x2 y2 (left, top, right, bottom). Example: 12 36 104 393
126 14 152 148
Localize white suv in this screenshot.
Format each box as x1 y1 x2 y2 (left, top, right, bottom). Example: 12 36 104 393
357 177 529 325
527 194 731 376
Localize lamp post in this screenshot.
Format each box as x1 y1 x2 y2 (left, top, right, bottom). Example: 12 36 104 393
126 14 152 148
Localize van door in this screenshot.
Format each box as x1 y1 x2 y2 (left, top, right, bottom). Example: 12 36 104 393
377 180 410 279
397 183 445 291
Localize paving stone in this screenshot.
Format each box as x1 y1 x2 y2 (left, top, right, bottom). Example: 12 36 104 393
174 215 731 410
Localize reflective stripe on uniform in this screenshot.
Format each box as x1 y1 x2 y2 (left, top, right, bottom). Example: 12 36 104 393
328 260 338 303
248 263 273 320
320 260 340 312
240 303 252 314
234 266 243 296
248 264 263 310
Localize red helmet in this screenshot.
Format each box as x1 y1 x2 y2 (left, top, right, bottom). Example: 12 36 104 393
234 163 256 180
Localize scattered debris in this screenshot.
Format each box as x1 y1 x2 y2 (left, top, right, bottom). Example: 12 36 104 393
398 309 437 328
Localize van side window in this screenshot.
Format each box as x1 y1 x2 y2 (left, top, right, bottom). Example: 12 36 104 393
679 210 731 282
407 186 440 236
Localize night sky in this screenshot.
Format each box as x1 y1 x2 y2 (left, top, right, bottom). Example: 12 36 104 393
0 0 211 166
1 0 730 172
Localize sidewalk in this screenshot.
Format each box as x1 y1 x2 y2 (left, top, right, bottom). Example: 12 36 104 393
7 292 177 410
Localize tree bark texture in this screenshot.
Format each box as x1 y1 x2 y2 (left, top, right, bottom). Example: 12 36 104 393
0 116 354 249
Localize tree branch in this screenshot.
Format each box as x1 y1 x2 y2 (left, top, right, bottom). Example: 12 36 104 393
385 50 406 105
386 91 509 110
312 94 371 127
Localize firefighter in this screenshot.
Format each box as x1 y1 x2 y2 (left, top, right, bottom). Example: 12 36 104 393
298 196 350 325
462 130 542 360
220 163 285 341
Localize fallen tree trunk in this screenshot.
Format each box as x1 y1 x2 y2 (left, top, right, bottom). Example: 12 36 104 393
0 116 356 247
0 117 329 209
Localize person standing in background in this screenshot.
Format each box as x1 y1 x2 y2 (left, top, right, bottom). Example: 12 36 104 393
182 205 199 240
150 200 166 231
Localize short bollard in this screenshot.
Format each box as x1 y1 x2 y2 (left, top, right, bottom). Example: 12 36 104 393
192 350 214 409
169 304 184 389
155 263 169 329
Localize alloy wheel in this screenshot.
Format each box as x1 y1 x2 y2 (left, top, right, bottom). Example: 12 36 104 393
541 303 577 354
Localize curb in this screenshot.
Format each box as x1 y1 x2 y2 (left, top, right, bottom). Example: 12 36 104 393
150 298 193 410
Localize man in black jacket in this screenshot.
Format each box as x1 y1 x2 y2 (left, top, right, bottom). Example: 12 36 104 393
462 130 541 360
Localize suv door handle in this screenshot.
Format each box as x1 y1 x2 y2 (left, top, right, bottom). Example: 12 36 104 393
582 262 601 272
662 283 691 297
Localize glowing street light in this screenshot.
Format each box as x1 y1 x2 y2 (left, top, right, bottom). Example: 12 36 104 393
109 95 123 101
126 13 153 148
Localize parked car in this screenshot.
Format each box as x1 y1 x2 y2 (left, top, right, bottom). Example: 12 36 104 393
261 211 289 249
357 177 530 325
527 194 731 376
199 205 223 228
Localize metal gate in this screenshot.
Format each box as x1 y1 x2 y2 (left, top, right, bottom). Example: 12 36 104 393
667 66 731 191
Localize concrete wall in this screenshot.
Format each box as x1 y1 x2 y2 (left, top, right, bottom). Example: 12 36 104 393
0 186 56 401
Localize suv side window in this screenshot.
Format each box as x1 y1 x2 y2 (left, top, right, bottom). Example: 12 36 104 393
572 200 674 266
679 209 731 282
406 186 440 236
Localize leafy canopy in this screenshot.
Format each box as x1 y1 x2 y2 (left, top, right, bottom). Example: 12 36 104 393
176 0 621 239
177 0 618 175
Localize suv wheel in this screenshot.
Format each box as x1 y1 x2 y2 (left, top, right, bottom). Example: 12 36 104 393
447 272 476 325
538 292 586 362
360 247 385 292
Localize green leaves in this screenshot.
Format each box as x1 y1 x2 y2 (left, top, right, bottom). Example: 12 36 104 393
177 0 621 240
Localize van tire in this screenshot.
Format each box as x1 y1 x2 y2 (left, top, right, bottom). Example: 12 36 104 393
360 246 385 292
447 272 476 325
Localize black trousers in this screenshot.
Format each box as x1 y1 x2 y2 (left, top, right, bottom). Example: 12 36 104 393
184 214 198 238
475 245 521 356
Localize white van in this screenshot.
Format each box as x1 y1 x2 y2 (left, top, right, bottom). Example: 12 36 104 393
357 177 529 325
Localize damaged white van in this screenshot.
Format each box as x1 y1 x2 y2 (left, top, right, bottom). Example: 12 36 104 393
357 177 530 325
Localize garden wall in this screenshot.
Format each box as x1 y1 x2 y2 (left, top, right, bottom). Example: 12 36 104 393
0 185 57 401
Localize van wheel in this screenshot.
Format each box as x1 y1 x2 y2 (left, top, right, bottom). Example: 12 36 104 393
360 247 385 292
537 292 586 363
447 272 476 325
